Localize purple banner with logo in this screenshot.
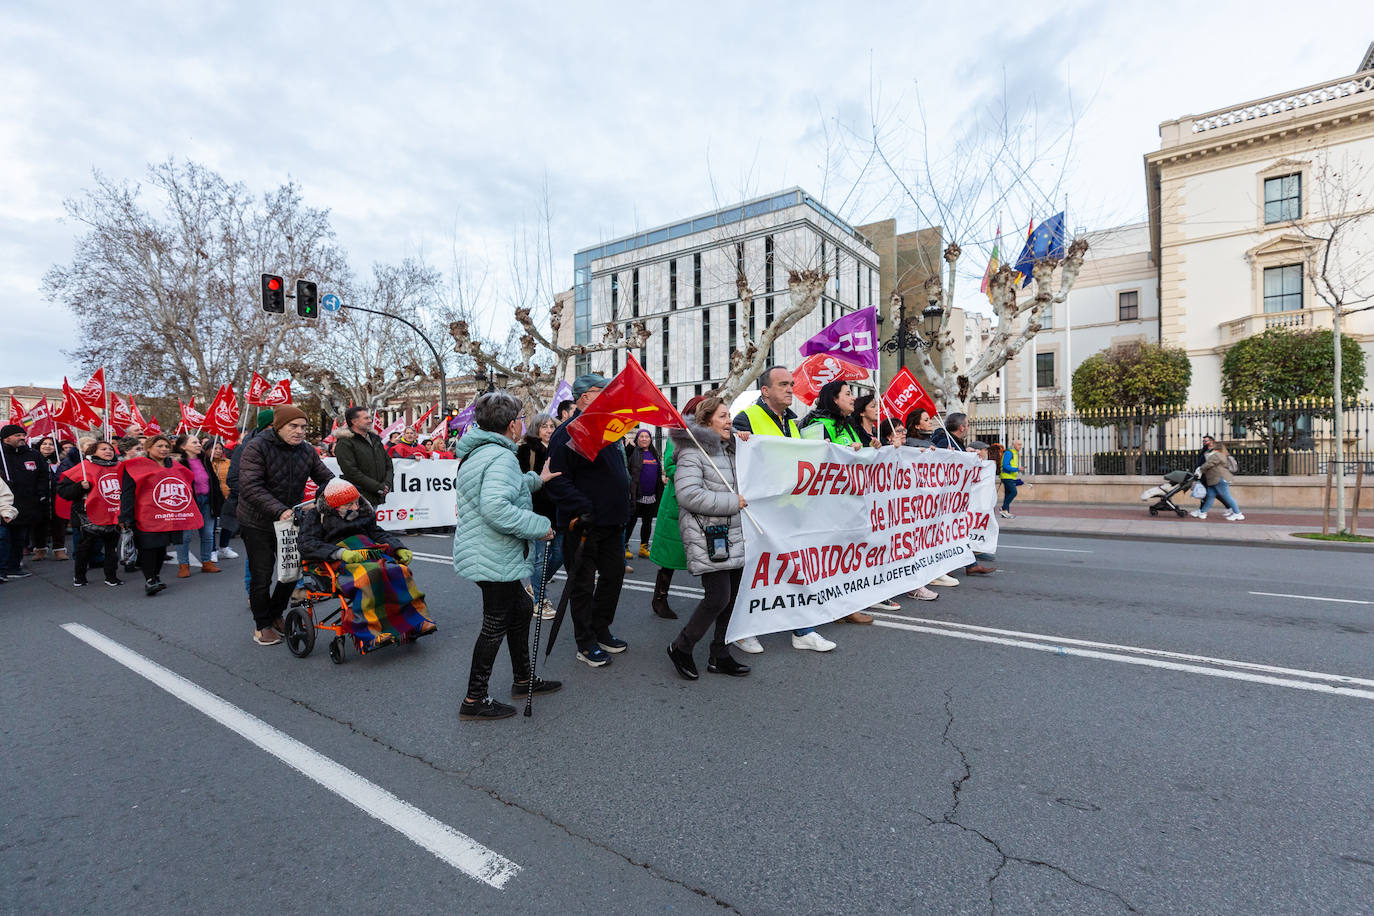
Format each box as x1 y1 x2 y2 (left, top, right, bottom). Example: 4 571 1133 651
798 306 879 370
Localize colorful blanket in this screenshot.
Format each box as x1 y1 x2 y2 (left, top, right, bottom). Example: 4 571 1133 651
311 534 433 648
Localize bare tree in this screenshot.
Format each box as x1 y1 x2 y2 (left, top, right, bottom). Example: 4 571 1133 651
44 159 349 400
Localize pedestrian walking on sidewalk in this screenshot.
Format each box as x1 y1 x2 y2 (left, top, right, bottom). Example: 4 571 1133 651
998 439 1024 518
1192 443 1244 521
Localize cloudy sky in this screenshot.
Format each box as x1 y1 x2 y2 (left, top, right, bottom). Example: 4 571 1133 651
1 0 1362 387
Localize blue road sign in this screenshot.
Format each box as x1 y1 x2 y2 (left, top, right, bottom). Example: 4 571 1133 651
321 293 341 312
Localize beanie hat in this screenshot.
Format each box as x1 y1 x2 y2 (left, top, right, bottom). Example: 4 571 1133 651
323 478 360 509
271 405 307 431
256 408 275 431
1 423 25 439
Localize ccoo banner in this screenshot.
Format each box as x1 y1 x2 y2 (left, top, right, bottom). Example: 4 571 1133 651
725 438 983 642
322 458 457 530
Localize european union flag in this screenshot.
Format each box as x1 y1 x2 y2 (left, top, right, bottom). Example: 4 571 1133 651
1012 212 1067 287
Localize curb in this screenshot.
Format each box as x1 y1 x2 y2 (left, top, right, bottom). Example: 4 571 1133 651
1006 525 1374 554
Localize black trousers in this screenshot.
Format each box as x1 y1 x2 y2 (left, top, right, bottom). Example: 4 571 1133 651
673 567 742 660
241 524 294 629
32 511 66 551
625 503 656 547
75 530 119 582
137 547 165 583
567 525 626 651
466 580 532 700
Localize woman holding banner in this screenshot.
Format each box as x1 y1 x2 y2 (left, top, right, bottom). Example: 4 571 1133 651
665 397 751 681
58 440 124 587
119 434 202 596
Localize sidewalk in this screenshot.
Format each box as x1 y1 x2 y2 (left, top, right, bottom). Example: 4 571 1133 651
1001 502 1374 550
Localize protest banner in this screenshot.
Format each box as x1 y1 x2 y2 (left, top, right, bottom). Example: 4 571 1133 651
726 437 982 641
322 457 457 530
966 460 999 556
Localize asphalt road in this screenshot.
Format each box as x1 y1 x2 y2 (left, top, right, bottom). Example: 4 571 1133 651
4 532 1374 914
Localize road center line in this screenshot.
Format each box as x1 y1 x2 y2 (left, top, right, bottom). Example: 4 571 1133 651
1249 591 1374 606
869 617 1374 700
60 623 522 888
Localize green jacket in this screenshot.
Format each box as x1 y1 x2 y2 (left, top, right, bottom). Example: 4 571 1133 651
451 428 550 583
802 414 860 446
648 439 687 571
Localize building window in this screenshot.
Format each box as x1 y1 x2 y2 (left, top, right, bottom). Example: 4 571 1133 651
702 307 711 380
765 296 775 363
610 273 619 318
765 235 774 293
669 260 677 310
836 250 842 300
1263 264 1304 313
1118 290 1139 321
693 253 702 307
856 261 861 308
576 353 590 377
1036 352 1055 389
661 317 670 381
1264 173 1301 224
631 268 639 318
728 302 737 353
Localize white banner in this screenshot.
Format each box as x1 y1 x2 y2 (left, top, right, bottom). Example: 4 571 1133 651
322 458 457 530
967 461 1000 556
726 438 982 642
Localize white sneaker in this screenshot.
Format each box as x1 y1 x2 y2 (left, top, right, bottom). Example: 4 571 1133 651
869 599 901 611
908 586 939 601
1226 513 1244 521
535 599 556 620
732 636 764 654
930 574 959 587
999 510 1014 519
791 631 836 652
210 551 219 562
219 546 239 559
1189 510 1206 519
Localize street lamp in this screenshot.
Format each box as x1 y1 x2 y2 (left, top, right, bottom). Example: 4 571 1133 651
880 294 945 367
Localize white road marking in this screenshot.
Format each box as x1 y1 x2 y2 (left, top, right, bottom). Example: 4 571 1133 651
1249 591 1374 606
1000 544 1093 553
869 615 1374 701
61 623 522 889
399 554 708 597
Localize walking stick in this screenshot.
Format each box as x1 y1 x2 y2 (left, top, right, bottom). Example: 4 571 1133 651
524 538 553 718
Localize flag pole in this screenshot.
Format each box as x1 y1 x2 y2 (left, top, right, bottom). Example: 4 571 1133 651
679 422 763 532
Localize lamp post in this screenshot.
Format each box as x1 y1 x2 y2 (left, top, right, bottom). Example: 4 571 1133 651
881 294 945 363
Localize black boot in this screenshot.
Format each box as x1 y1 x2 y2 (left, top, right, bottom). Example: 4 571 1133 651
651 567 677 619
666 645 699 680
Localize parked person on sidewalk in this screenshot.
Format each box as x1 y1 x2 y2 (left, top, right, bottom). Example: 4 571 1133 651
172 434 222 577
1192 443 1244 521
334 406 394 507
30 436 67 561
666 397 751 681
58 440 123 587
544 373 633 668
517 413 561 619
237 406 334 645
648 395 708 622
999 439 1024 518
905 408 938 449
451 392 561 721
119 434 201 597
0 424 45 580
625 429 664 559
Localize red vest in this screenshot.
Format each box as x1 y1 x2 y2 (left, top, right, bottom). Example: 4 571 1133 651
60 461 124 526
124 458 204 532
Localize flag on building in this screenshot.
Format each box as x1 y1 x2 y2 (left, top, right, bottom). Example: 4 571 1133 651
882 367 938 423
980 226 1002 302
798 306 880 371
1012 213 1067 288
567 355 686 460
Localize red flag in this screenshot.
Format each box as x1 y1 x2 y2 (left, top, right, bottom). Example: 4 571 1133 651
53 378 104 429
109 395 135 436
247 372 270 404
414 404 435 429
8 396 28 426
202 384 241 438
79 368 107 406
127 395 148 429
372 411 385 436
791 353 869 407
26 397 57 437
567 355 685 459
177 399 207 434
247 373 292 405
881 366 938 423
143 414 163 435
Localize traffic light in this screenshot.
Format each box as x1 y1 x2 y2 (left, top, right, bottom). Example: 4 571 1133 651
296 279 319 319
261 274 285 313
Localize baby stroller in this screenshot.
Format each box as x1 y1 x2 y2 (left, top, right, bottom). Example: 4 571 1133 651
1140 469 1199 517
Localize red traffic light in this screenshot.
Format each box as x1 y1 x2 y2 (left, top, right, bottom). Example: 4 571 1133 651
267 277 282 291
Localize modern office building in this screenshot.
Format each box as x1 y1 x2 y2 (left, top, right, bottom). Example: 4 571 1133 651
570 188 882 408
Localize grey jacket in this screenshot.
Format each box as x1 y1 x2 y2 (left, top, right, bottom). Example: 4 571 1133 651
671 421 744 575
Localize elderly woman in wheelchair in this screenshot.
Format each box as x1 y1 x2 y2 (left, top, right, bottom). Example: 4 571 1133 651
296 479 436 651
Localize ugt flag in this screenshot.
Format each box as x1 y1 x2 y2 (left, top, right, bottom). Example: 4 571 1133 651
1012 212 1067 288
798 306 879 370
53 377 103 430
792 353 869 407
882 367 938 423
202 384 241 439
567 355 685 459
247 372 293 406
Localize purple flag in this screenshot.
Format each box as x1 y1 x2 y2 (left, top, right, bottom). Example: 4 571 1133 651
448 403 475 432
798 306 879 371
544 379 573 418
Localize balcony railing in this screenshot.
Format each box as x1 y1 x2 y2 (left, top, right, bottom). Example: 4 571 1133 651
1191 73 1374 134
1219 308 1328 344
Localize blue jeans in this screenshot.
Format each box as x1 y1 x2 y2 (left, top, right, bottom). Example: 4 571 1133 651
1001 479 1018 511
1200 479 1239 514
176 495 215 564
529 531 564 599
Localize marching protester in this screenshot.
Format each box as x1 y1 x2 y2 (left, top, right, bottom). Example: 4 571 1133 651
0 476 15 581
0 423 45 580
57 440 123 587
545 374 632 668
31 436 67 561
852 394 881 448
209 439 238 559
905 408 937 448
732 367 839 649
921 412 974 588
517 413 560 619
298 479 434 648
556 400 576 424
648 394 708 622
237 406 334 646
119 434 201 596
1192 442 1244 521
222 410 278 586
998 439 1023 519
624 429 663 560
878 418 906 448
388 427 422 458
173 434 222 576
963 441 997 575
452 392 561 721
666 397 751 680
334 406 394 507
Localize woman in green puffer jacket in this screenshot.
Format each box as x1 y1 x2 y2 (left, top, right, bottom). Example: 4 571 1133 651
451 392 561 722
647 394 708 620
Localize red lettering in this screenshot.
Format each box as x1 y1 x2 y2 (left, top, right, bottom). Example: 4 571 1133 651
751 553 772 589
793 461 816 496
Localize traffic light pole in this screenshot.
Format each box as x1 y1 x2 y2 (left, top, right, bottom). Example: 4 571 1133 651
337 304 449 419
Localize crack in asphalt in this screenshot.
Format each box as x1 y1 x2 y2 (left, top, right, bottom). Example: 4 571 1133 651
927 688 1140 915
53 584 737 911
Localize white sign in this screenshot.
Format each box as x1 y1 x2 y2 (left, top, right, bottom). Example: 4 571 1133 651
967 460 1000 556
725 438 982 642
322 457 457 531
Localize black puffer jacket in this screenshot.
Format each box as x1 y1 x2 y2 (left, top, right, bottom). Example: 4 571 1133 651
516 437 555 522
0 441 46 525
297 495 402 564
236 427 334 530
333 426 394 505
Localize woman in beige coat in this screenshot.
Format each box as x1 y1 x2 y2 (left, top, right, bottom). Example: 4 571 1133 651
1191 443 1244 521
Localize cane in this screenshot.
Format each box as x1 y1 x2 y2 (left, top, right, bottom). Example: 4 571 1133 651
524 538 553 718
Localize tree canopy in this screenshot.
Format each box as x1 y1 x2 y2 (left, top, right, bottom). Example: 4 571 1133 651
1072 342 1192 423
1221 327 1365 404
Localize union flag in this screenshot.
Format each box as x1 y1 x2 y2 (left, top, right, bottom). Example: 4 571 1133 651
25 397 57 437
79 368 107 406
109 395 135 436
53 378 104 430
566 355 685 460
202 384 241 439
177 399 207 434
248 372 291 405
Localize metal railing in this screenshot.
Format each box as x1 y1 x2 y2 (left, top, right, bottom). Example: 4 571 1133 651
967 399 1374 477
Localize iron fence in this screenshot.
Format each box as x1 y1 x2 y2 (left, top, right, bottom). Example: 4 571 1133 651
966 399 1374 477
